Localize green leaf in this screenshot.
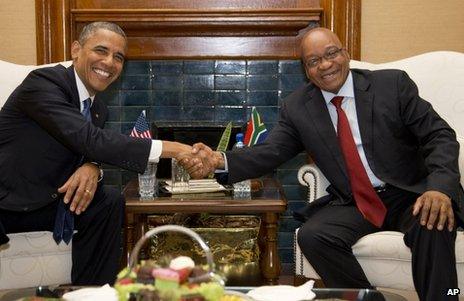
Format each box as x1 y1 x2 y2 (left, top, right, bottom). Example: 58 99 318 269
208 122 232 178
216 122 232 152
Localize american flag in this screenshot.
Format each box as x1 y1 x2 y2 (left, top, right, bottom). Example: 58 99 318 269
130 110 152 139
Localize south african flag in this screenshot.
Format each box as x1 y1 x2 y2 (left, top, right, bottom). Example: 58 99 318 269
244 107 268 146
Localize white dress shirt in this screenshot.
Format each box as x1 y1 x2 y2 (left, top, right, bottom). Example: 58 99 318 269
74 70 162 163
321 71 384 187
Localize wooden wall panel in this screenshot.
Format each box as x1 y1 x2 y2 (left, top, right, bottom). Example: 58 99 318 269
36 0 361 63
73 0 320 9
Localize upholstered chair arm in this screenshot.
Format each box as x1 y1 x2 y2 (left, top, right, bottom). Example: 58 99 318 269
297 164 330 204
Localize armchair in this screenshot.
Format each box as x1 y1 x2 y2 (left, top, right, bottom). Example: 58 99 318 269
294 51 464 295
0 59 72 289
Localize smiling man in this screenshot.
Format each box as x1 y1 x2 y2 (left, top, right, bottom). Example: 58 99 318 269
0 22 192 285
180 27 463 301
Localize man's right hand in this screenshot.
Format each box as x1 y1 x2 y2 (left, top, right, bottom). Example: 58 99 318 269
57 163 99 215
177 143 224 179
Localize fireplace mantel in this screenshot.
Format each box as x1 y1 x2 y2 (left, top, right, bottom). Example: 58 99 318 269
35 0 361 63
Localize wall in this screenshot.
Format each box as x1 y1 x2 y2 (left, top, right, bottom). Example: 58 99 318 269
0 0 36 65
2 1 463 65
361 0 464 63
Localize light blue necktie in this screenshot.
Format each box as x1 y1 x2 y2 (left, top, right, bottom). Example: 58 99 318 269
53 98 92 244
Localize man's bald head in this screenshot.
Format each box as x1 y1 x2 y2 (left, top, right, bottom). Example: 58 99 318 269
300 27 350 94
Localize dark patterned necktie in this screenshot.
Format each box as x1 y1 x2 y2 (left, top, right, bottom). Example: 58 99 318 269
82 98 92 121
52 98 92 244
331 96 387 227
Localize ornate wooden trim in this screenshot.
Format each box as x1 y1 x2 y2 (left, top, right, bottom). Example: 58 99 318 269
36 1 361 62
320 0 361 60
35 0 70 64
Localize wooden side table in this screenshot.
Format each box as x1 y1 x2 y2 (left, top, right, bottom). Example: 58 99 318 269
123 178 287 285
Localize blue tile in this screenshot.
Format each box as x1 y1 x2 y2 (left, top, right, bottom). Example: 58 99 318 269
278 231 295 248
247 61 278 74
280 74 307 91
217 91 246 105
151 61 183 75
279 217 303 232
121 91 152 106
153 75 182 90
279 60 305 74
246 106 278 123
184 75 214 90
123 61 150 75
106 106 121 122
215 106 247 123
152 106 183 121
282 185 308 200
106 78 122 91
247 75 279 91
184 60 215 74
97 90 119 106
121 122 135 135
104 122 121 133
215 60 246 74
183 106 215 121
153 91 182 106
121 75 151 90
122 106 151 123
215 75 246 90
247 91 278 106
285 200 308 216
184 91 216 106
276 168 299 185
278 248 294 264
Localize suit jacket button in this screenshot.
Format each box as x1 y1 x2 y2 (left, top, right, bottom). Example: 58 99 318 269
51 193 58 199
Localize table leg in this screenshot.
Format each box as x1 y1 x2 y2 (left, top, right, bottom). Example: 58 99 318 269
260 212 281 284
123 212 136 267
124 213 150 267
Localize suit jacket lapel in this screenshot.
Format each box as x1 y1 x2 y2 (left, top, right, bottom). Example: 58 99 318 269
305 86 348 179
352 71 374 162
66 66 81 110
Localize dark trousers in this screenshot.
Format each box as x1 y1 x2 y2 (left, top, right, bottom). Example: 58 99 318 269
297 185 458 301
0 185 124 286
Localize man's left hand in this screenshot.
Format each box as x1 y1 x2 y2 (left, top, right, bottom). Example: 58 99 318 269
57 163 100 215
412 190 455 231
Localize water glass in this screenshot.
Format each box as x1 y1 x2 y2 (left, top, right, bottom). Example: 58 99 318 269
138 162 157 199
171 158 190 192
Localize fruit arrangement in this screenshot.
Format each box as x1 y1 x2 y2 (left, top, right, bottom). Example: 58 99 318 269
115 255 225 301
115 225 249 301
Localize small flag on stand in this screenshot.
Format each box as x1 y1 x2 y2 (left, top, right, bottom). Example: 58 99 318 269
244 107 268 146
130 110 152 139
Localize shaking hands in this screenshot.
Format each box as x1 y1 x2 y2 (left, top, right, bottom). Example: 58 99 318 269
176 143 225 179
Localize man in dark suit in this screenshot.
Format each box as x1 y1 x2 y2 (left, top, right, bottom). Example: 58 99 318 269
0 22 192 285
181 28 463 301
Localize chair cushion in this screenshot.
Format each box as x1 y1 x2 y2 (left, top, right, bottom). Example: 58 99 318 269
353 230 464 290
0 231 72 289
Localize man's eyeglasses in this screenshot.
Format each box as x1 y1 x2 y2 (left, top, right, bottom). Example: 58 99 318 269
304 47 345 68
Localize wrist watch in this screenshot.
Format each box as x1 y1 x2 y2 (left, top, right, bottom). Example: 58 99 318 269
90 161 104 182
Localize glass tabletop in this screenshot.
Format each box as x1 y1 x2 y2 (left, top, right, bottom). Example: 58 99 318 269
226 286 407 301
0 286 407 301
